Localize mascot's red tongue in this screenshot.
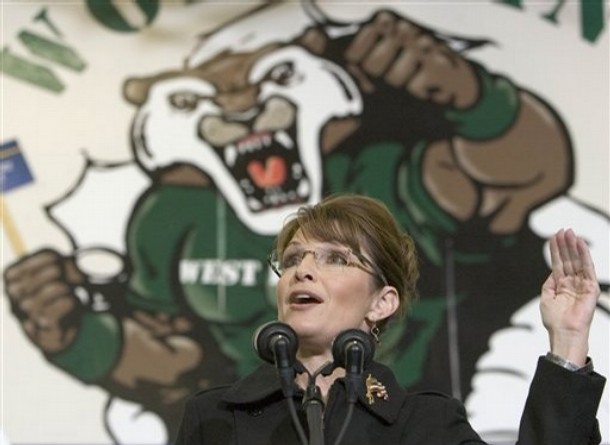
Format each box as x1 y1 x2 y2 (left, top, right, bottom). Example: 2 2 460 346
247 156 286 187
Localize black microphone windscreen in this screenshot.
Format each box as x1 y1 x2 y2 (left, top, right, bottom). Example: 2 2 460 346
331 329 375 370
253 321 299 365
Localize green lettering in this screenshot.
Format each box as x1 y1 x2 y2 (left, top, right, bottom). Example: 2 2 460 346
542 0 605 43
498 0 605 43
0 48 64 92
18 31 86 72
541 0 565 24
85 0 160 32
33 8 62 38
496 0 523 8
581 0 604 42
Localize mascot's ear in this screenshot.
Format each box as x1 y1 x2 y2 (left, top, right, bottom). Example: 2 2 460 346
124 71 182 106
123 70 187 105
298 26 329 56
123 76 155 106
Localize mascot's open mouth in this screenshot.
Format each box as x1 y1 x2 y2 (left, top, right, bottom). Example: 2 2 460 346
214 127 310 212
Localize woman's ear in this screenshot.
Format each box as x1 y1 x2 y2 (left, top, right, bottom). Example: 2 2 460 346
367 286 400 321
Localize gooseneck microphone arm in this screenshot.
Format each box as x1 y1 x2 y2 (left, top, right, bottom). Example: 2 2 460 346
297 361 334 445
304 383 325 445
253 321 308 445
331 329 375 445
271 334 297 397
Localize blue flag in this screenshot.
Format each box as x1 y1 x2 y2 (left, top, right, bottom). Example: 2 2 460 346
1 140 35 193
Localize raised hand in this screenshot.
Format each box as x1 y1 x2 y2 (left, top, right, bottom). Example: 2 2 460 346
540 229 600 367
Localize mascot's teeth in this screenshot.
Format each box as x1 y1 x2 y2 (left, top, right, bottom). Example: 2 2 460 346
247 197 262 211
297 178 310 197
261 187 299 207
225 144 237 167
240 178 254 193
292 163 303 179
274 130 294 149
238 134 272 154
267 193 282 206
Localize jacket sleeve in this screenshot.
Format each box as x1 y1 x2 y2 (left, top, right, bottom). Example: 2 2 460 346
517 357 606 445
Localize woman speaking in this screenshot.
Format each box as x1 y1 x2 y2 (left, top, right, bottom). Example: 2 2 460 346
175 194 605 445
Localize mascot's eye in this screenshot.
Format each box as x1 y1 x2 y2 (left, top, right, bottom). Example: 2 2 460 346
267 62 295 86
169 92 202 111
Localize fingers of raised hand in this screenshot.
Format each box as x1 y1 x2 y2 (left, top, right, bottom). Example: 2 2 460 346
551 229 597 280
549 229 600 306
575 233 597 282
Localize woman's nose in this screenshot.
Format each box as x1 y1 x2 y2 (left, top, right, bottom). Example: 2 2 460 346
294 252 317 281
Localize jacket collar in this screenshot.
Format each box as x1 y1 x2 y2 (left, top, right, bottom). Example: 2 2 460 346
222 363 284 405
354 361 407 424
222 361 407 424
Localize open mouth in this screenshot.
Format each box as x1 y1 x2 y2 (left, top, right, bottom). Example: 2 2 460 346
214 126 310 212
289 293 323 305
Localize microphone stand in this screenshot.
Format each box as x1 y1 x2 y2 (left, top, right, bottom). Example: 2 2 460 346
331 330 374 445
255 324 374 445
332 345 361 445
303 383 325 445
274 339 309 445
297 361 334 445
254 322 309 445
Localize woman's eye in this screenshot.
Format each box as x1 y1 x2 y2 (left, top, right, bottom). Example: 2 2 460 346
281 252 301 268
325 251 349 266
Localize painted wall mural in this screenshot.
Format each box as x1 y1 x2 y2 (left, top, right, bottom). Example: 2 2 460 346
2 1 608 444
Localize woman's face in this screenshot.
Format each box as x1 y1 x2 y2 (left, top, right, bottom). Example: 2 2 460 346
275 230 382 353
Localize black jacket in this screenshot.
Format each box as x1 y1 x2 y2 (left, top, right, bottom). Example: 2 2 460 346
175 358 605 445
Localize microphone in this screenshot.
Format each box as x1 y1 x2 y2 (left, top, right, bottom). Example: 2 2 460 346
332 329 375 402
253 321 309 445
331 329 376 445
253 321 299 397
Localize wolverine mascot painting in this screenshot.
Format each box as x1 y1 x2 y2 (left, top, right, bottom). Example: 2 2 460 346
4 2 608 443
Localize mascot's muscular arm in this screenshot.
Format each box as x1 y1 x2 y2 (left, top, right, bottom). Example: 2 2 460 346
3 221 210 436
304 10 570 235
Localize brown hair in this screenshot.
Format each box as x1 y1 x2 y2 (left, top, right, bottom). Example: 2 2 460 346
274 194 419 330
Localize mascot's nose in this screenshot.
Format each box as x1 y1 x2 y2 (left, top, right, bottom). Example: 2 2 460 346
214 85 260 114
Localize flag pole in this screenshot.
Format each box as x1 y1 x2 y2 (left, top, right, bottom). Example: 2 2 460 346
0 196 26 256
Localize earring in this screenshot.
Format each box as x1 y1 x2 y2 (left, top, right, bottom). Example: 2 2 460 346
370 322 380 345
